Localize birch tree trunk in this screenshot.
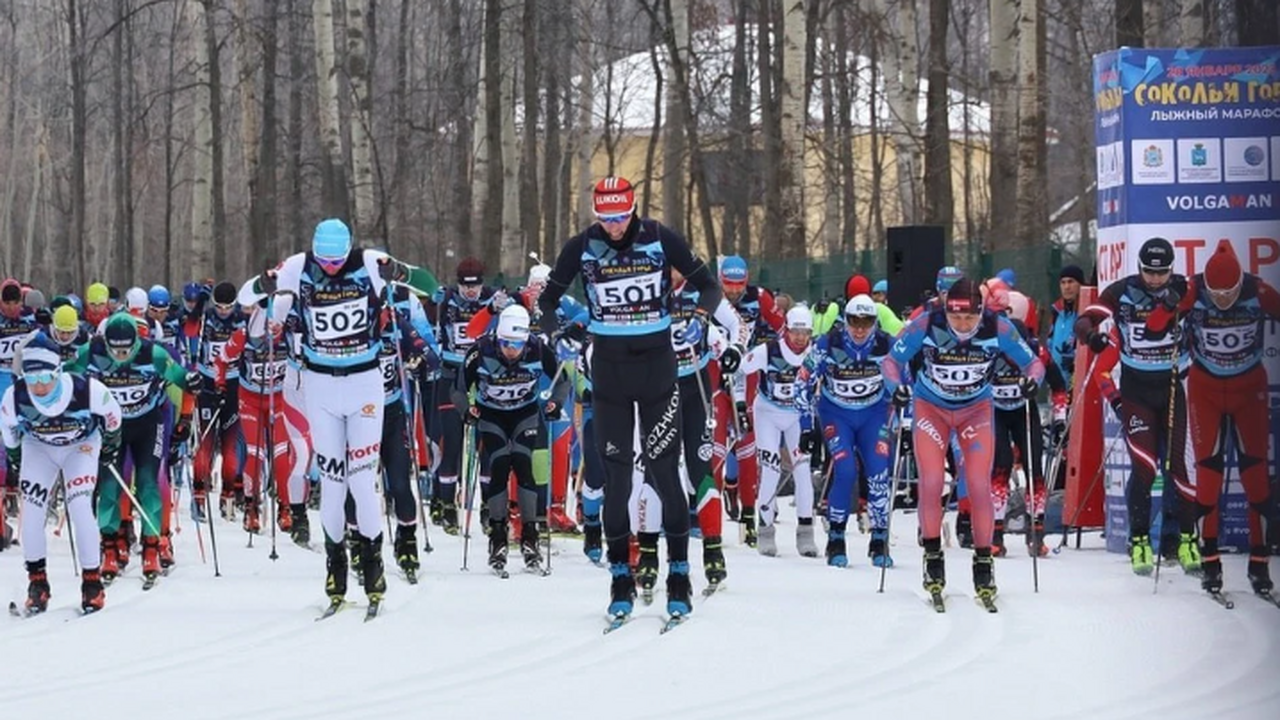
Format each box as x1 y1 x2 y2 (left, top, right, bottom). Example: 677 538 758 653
345 0 376 237
234 0 261 227
662 0 688 230
520 0 541 265
574 0 595 230
778 0 807 259
499 1 522 278
923 0 953 238
1143 0 1168 47
758 0 781 258
1180 0 1206 46
188 0 215 279
819 7 840 257
876 0 919 226
1116 0 1145 47
313 0 349 218
987 0 1018 251
1015 0 1045 249
1 11 17 277
480 0 505 264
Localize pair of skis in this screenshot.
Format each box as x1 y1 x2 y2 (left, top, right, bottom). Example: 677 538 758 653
316 596 381 622
925 587 999 614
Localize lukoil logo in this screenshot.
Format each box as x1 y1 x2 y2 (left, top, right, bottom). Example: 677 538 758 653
1165 193 1272 211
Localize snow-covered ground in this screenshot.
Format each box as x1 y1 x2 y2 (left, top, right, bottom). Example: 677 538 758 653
3 499 1277 720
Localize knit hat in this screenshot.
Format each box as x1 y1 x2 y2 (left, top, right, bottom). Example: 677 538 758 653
719 256 748 285
944 278 983 313
1059 265 1085 284
53 306 80 333
86 283 109 305
1204 242 1242 292
844 275 871 300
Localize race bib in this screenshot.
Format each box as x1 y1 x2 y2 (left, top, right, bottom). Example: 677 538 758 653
451 322 475 348
109 383 151 407
310 299 368 342
1126 323 1174 351
772 381 796 400
830 377 881 400
992 383 1022 401
0 335 23 359
380 355 399 385
928 362 988 388
1200 325 1257 352
486 380 536 404
595 271 662 309
205 340 228 364
246 360 288 385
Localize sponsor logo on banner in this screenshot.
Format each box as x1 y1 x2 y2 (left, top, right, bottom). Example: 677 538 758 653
1223 137 1269 182
1097 142 1124 190
1131 139 1174 184
1176 138 1221 183
1165 192 1273 211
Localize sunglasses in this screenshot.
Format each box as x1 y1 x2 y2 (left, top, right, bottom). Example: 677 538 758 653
845 315 876 328
24 370 57 385
596 212 632 225
1140 267 1171 276
316 256 346 274
498 338 527 351
213 302 236 312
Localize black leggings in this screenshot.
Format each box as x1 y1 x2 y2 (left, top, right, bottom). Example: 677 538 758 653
380 401 416 525
592 337 687 565
1121 369 1192 538
477 406 541 525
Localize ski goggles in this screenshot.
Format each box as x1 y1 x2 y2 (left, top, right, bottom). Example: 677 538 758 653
212 300 236 315
316 255 347 275
595 211 632 225
845 314 876 329
23 370 58 385
1139 265 1171 276
498 337 527 352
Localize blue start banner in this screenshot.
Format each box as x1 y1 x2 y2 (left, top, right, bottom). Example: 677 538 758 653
1093 46 1280 554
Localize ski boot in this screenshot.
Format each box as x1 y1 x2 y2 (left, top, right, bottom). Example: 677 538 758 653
116 527 132 572
100 532 120 584
277 503 293 533
740 506 758 547
666 560 693 618
582 515 603 564
441 502 460 536
488 521 510 576
796 520 819 558
324 536 348 609
1248 548 1273 595
973 547 997 599
1177 532 1202 574
289 504 311 546
869 528 894 568
636 533 660 603
345 528 364 586
24 560 50 615
1129 536 1155 576
922 538 946 594
992 519 1007 558
159 532 175 571
955 512 973 549
826 522 848 568
394 524 419 582
429 496 444 526
703 536 727 588
81 569 105 614
220 492 237 521
608 563 636 619
360 533 387 601
548 505 579 535
1026 519 1048 558
520 522 543 573
724 484 741 521
1199 538 1222 593
757 523 778 557
141 537 161 588
242 497 262 534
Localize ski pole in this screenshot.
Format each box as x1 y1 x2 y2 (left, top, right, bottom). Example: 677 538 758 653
878 406 908 594
460 422 477 571
1154 325 1182 596
181 452 208 563
411 375 433 553
1053 427 1121 553
1043 354 1101 498
106 464 161 538
539 361 570 572
57 480 80 577
1025 398 1041 593
265 300 279 561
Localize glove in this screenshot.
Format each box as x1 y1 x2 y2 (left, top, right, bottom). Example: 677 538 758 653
378 256 407 283
1019 376 1039 400
35 307 52 326
463 405 480 425
543 400 561 420
1108 396 1122 416
259 268 278 295
734 401 752 434
100 433 122 468
891 384 912 408
172 417 192 446
798 429 818 455
1085 331 1108 354
676 313 705 346
559 323 588 346
719 344 743 374
555 338 581 362
814 299 831 315
1159 288 1181 312
581 388 593 405
184 371 204 394
490 289 512 312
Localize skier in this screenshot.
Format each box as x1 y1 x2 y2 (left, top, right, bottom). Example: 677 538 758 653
253 218 440 615
537 176 722 624
803 295 894 568
1154 242 1279 596
1074 237 1196 575
66 314 200 587
1 333 122 614
737 305 818 557
50 306 91 363
84 283 111 328
454 305 569 575
883 278 1044 605
427 257 501 534
192 282 248 520
1 278 38 506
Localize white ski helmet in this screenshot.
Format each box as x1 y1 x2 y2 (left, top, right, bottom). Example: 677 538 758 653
125 286 148 313
785 305 813 332
844 294 877 319
496 304 531 344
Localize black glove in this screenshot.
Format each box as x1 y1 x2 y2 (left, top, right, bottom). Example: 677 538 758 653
463 405 480 425
719 345 743 374
581 388 593 405
559 323 588 346
543 400 561 420
35 308 52 326
734 401 752 434
1086 331 1108 354
172 417 192 445
259 269 278 295
891 384 912 409
184 371 204 394
798 429 818 455
100 434 122 468
1019 376 1039 400
1108 396 1122 416
378 257 407 283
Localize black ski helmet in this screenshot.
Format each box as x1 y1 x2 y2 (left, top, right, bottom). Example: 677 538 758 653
1138 237 1174 273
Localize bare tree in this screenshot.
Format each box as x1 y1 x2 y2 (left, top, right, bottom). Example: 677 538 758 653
313 0 349 218
345 0 377 237
778 0 807 259
988 0 1017 250
923 0 953 238
188 0 215 279
662 0 688 231
1116 0 1145 46
1180 0 1206 45
1016 0 1047 249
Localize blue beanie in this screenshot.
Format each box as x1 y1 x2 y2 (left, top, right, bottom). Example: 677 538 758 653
313 219 353 261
